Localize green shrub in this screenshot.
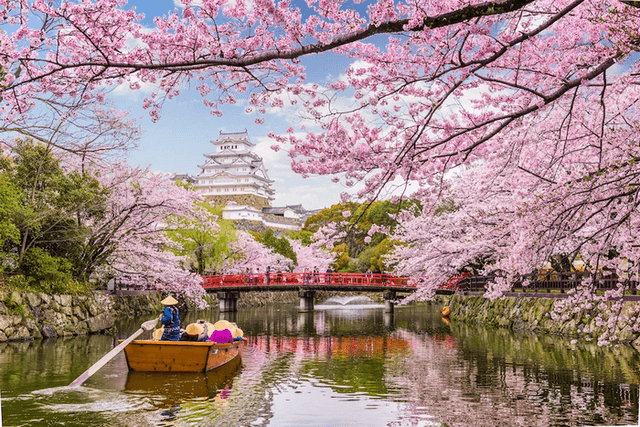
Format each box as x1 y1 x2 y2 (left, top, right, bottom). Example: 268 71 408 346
20 247 73 287
2 294 26 316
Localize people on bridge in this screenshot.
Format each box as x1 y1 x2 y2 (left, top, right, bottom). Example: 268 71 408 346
304 267 310 284
158 295 181 341
326 266 333 284
313 266 319 283
265 266 271 284
366 268 373 284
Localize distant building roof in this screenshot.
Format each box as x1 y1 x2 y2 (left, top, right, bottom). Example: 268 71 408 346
214 129 254 147
171 173 197 184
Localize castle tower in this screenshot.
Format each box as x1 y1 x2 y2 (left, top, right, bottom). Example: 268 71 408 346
195 130 275 209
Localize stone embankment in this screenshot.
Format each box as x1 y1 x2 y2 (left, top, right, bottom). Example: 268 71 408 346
0 290 164 342
436 294 640 349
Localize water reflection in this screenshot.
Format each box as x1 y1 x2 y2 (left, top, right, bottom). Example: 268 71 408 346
1 302 639 426
123 357 241 405
123 357 241 426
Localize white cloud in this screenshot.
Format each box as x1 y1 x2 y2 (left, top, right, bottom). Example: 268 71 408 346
173 0 254 12
112 75 160 99
173 0 204 7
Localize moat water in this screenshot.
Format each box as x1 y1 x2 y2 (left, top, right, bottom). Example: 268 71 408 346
1 302 639 426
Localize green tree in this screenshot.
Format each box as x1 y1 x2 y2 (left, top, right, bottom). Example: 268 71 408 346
166 202 237 275
259 228 297 268
288 229 313 246
303 199 421 271
0 139 109 288
0 173 23 271
331 243 351 272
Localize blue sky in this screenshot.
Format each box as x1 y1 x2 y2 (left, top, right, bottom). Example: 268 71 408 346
112 0 364 210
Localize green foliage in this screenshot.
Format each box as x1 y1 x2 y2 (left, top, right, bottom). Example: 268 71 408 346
0 139 109 290
356 246 377 272
303 202 361 234
260 228 297 267
21 247 73 288
166 201 238 275
355 238 396 273
3 273 92 295
331 243 351 272
288 229 313 245
304 199 422 272
2 294 26 317
0 175 21 246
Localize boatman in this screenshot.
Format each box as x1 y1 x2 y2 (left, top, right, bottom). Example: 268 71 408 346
158 295 181 341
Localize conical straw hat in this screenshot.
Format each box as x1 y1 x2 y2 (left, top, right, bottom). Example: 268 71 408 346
234 327 244 338
185 323 204 336
213 320 234 331
161 295 178 305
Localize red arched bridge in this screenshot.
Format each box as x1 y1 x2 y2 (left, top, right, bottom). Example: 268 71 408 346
202 272 416 313
202 272 415 292
202 270 640 312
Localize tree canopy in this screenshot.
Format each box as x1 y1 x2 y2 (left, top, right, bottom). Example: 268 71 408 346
305 199 421 272
0 140 109 290
4 0 640 339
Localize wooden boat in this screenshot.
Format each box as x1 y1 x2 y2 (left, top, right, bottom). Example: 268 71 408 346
124 356 242 403
120 338 246 372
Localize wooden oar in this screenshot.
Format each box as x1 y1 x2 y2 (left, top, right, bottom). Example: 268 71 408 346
68 317 159 388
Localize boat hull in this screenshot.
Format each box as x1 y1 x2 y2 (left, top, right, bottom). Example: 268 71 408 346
121 339 245 372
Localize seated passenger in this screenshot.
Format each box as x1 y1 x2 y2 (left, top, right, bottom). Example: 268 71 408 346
209 328 233 344
180 323 209 342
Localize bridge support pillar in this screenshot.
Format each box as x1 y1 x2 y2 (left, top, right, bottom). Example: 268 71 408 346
217 291 240 312
298 289 316 312
384 312 395 329
383 291 396 314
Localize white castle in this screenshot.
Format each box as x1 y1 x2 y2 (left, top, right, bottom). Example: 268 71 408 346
174 130 316 231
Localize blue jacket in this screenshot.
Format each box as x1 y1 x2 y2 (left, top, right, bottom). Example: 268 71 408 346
160 305 180 341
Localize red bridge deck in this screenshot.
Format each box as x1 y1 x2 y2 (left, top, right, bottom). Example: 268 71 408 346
202 272 415 292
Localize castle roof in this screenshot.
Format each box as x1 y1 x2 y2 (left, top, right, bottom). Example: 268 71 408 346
213 129 254 147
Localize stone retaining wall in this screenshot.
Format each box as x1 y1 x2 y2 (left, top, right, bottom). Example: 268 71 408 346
0 290 164 342
435 294 640 349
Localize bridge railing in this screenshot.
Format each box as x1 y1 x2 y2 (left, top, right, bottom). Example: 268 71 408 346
202 272 411 289
455 271 639 294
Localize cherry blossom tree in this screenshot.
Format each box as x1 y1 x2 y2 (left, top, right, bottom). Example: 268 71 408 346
4 0 640 322
221 230 293 273
84 160 206 300
289 238 335 273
